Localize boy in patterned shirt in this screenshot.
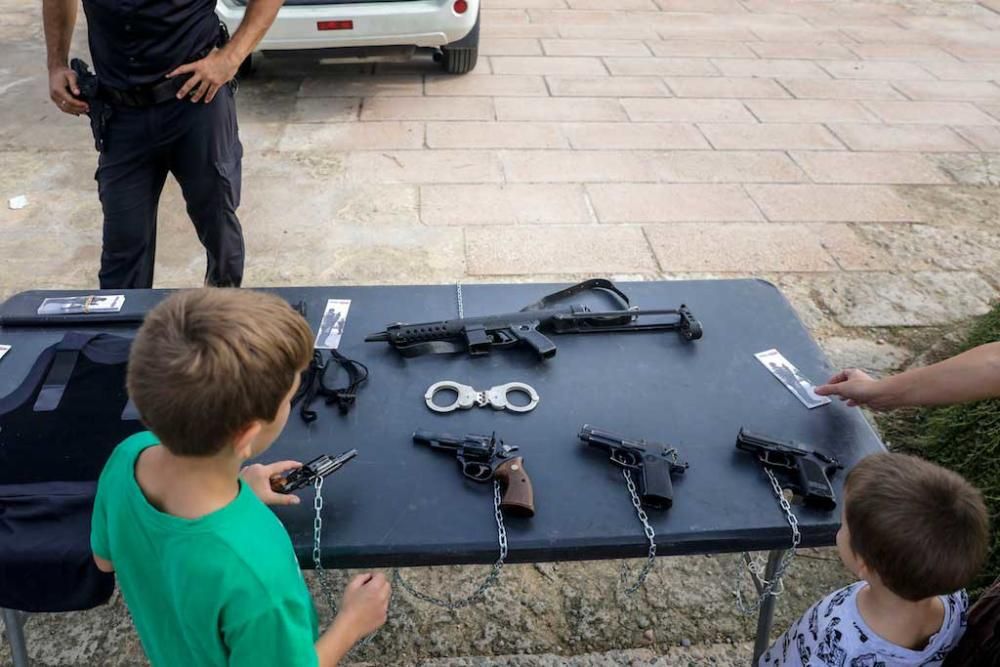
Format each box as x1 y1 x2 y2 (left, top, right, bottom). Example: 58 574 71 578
760 453 989 667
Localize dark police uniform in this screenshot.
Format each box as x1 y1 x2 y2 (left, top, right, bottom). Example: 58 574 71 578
82 0 244 289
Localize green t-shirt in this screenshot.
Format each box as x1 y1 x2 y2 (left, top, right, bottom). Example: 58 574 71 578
91 432 319 667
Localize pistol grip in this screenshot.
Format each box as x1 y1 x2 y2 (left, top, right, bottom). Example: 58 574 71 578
495 457 535 517
639 456 675 509
269 472 287 493
512 324 557 360
796 458 837 511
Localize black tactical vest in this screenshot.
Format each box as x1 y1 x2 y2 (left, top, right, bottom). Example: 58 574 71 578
0 332 144 611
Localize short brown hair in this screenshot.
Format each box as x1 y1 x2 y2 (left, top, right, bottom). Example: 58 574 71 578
845 453 989 601
127 289 313 456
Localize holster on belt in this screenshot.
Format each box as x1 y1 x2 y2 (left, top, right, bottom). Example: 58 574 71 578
70 58 112 152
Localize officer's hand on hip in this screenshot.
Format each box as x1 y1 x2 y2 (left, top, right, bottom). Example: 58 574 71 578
48 65 89 116
167 48 240 104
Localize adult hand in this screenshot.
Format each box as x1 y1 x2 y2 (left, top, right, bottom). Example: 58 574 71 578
49 65 88 115
241 460 302 506
815 368 895 410
167 48 239 104
337 573 391 640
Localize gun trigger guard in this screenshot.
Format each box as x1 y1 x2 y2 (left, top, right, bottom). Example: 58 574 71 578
424 381 478 413
609 451 638 469
424 381 540 414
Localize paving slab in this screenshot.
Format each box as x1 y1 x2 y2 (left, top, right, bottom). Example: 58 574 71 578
814 271 997 327
827 123 977 152
650 150 806 183
746 184 922 222
465 225 658 275
698 123 845 150
421 184 593 225
588 184 764 222
645 222 846 272
818 336 912 374
788 151 951 184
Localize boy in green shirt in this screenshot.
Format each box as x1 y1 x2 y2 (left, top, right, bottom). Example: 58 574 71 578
91 288 390 666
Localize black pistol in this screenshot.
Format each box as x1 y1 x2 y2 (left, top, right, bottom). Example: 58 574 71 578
270 450 357 494
70 58 113 152
578 425 689 509
735 428 842 511
412 429 535 517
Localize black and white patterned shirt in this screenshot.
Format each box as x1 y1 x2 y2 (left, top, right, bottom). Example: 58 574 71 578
760 582 968 667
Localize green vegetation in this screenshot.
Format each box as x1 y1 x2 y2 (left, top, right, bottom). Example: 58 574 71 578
877 304 1000 598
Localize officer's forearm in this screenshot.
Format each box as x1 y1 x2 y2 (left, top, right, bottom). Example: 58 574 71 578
225 0 285 63
43 0 77 70
879 341 1000 407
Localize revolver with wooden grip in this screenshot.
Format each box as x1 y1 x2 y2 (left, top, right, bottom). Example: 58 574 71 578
412 429 535 517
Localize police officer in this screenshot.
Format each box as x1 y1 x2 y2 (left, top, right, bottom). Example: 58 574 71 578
42 0 284 289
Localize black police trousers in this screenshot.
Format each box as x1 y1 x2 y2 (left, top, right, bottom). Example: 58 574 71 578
96 84 244 289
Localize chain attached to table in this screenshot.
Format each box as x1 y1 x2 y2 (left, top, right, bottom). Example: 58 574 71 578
391 283 509 608
392 479 508 608
731 468 801 615
620 468 658 595
312 477 377 649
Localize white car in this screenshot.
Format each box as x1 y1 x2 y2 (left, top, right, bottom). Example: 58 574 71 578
216 0 481 74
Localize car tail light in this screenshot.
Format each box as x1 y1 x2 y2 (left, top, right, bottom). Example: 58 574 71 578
453 0 468 14
317 20 354 30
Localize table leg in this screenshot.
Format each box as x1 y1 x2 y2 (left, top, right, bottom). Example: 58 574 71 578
2 607 29 667
751 549 786 665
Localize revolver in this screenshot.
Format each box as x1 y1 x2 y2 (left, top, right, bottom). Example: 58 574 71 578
579 425 689 509
270 450 357 494
412 429 535 517
735 428 843 510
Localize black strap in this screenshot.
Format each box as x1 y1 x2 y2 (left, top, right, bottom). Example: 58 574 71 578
321 350 369 415
520 278 631 312
32 332 102 412
291 351 324 423
291 350 369 421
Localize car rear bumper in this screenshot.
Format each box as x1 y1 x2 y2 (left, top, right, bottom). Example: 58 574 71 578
216 0 479 50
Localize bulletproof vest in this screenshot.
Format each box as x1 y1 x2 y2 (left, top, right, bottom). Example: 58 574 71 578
0 332 144 612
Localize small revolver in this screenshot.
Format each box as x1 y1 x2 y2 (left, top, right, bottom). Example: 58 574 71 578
270 449 357 494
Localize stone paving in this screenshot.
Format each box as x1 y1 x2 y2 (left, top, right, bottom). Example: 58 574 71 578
1 0 999 664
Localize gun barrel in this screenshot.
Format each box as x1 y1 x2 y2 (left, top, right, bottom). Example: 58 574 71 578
364 331 389 342
579 424 638 451
736 427 807 456
412 429 465 449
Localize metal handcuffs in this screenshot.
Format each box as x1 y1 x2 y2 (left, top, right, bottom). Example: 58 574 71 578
424 380 540 414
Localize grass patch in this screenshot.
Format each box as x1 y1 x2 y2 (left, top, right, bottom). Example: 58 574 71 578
876 304 1000 598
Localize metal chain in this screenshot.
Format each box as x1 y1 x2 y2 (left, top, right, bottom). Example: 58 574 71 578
312 477 377 648
391 283 506 609
620 468 657 595
392 480 508 608
731 468 801 615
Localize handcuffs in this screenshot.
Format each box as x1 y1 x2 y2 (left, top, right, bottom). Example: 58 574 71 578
424 380 540 414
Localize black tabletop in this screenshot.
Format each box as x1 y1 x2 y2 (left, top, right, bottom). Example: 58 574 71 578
0 280 885 569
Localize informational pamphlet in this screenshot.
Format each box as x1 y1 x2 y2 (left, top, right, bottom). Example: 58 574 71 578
37 295 125 315
755 348 831 409
315 299 351 350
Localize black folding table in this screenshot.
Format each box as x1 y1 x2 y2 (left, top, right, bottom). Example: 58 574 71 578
0 280 885 665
